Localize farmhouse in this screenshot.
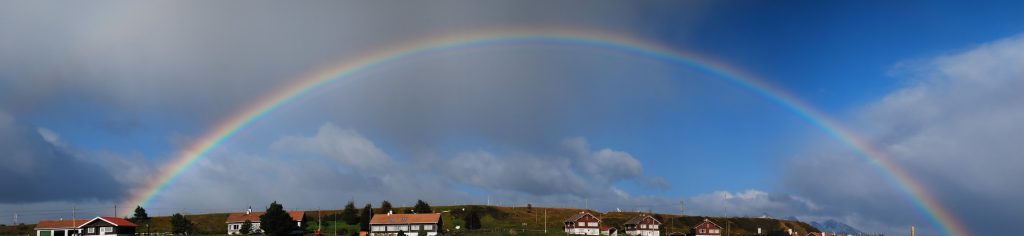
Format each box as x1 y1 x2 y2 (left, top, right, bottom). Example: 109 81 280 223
34 218 87 236
225 208 305 235
691 219 722 236
78 217 137 236
563 212 601 235
368 213 443 236
622 214 661 236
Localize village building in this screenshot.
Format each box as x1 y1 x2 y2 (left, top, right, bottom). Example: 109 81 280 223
77 217 137 236
599 227 618 236
563 212 601 235
691 219 722 236
622 214 661 236
368 213 443 236
35 218 87 236
225 207 306 235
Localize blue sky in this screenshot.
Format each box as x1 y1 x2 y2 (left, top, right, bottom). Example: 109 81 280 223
3 1 1024 235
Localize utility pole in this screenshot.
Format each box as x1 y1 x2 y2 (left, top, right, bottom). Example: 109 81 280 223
318 208 322 235
544 209 547 234
114 204 118 217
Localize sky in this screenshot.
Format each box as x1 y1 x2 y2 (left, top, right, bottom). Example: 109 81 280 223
2 1 1024 235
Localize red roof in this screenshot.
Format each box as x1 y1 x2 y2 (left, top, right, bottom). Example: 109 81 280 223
79 217 138 227
34 219 90 229
226 211 305 223
370 213 441 225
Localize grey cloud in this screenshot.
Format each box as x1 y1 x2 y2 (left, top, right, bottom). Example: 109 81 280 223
783 34 1024 235
685 190 820 218
0 111 126 203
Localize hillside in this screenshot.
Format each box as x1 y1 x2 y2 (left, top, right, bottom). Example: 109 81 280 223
2 205 819 235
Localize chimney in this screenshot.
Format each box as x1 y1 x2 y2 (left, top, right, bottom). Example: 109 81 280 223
246 206 252 215
388 210 393 215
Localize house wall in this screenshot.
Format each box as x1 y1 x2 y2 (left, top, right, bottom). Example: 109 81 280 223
79 221 134 236
369 222 441 236
227 222 263 235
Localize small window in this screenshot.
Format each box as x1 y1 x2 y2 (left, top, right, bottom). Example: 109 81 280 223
578 222 584 227
88 228 95 233
700 229 706 233
424 225 434 230
101 227 113 233
652 225 658 229
412 225 420 231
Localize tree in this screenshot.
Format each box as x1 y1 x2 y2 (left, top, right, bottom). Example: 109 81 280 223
170 213 193 235
379 201 393 214
342 201 359 225
260 201 299 236
131 205 150 225
526 204 532 213
360 204 373 231
463 210 481 230
413 200 432 213
240 220 254 235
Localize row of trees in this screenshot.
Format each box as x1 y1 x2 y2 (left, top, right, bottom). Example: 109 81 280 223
126 199 438 235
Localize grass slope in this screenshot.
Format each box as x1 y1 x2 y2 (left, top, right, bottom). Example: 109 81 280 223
0 205 818 236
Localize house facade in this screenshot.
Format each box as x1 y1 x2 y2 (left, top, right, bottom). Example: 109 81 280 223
622 214 661 236
226 208 306 235
35 219 87 236
692 219 722 236
599 227 618 236
78 217 137 236
563 212 601 235
369 213 443 236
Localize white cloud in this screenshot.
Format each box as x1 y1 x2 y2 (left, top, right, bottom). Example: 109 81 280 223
686 190 820 217
784 33 1024 236
271 123 392 170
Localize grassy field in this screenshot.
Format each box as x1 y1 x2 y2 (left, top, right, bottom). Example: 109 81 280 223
0 205 818 236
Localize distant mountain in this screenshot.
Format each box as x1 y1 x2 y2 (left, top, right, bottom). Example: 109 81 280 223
810 219 865 235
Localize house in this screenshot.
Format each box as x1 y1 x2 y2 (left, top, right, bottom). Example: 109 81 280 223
78 217 137 236
622 214 661 236
35 218 87 236
807 233 841 236
563 212 601 235
226 207 306 235
368 213 443 236
600 227 618 236
691 219 722 236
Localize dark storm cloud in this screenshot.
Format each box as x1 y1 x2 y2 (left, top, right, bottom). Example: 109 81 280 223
0 111 125 203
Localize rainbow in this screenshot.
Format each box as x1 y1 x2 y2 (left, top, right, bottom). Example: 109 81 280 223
122 29 969 236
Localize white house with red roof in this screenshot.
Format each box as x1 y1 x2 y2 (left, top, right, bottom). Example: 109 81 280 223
226 207 306 235
563 212 601 235
369 213 443 236
34 218 87 236
622 214 661 236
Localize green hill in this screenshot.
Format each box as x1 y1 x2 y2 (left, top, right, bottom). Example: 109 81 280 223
1 205 818 235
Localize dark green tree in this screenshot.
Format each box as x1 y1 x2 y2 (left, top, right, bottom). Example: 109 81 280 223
131 206 150 223
360 204 373 231
379 201 393 214
464 210 481 230
260 201 299 236
413 200 432 213
342 201 359 225
170 213 193 235
240 220 254 235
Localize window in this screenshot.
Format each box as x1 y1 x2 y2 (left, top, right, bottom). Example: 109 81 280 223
87 228 95 233
710 229 719 234
652 225 658 229
233 224 240 230
699 229 706 233
101 227 113 233
588 222 597 227
386 225 399 231
372 226 385 232
412 225 420 231
424 225 434 230
578 222 584 227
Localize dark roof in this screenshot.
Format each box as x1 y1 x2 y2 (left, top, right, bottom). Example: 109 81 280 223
34 219 90 229
693 219 721 230
226 211 304 223
369 213 441 225
564 212 600 223
623 214 661 225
